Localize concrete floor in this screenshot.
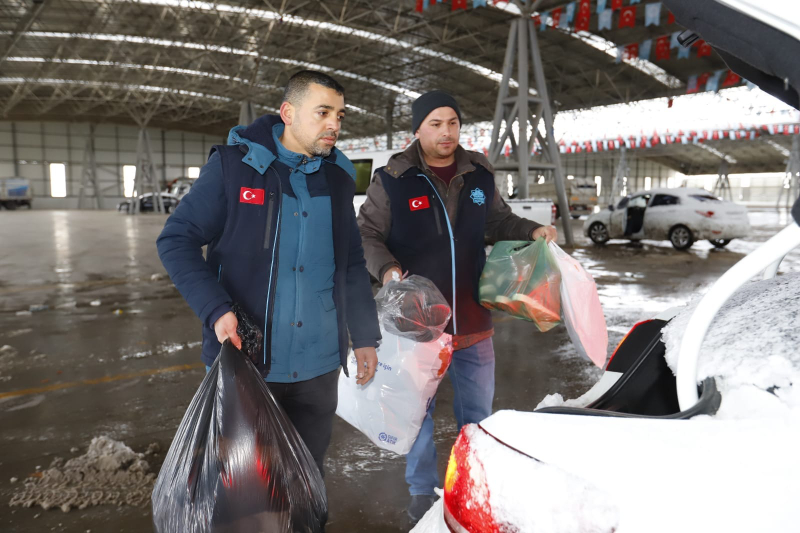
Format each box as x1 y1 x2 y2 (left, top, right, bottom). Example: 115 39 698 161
1 209 798 532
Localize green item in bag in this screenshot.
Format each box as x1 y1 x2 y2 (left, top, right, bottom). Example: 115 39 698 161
479 239 562 332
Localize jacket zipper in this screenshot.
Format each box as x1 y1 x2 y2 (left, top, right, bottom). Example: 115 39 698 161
263 167 283 365
420 174 457 335
263 192 276 249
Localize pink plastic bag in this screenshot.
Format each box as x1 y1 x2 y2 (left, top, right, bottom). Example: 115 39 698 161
549 243 608 367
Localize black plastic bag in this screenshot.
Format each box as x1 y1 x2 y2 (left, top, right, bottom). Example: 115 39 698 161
375 275 451 343
152 341 327 533
232 302 263 365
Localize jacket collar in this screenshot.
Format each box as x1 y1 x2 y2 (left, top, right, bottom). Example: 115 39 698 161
226 114 355 179
383 140 493 179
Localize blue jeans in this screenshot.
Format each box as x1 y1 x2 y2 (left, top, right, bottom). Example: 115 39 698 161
405 337 496 496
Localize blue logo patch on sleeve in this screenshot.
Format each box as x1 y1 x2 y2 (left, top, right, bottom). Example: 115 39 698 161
470 188 486 206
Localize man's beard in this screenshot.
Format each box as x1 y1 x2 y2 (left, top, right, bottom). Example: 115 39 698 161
307 131 338 158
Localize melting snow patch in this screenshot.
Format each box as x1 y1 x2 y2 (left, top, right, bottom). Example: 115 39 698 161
5 328 33 338
8 436 155 512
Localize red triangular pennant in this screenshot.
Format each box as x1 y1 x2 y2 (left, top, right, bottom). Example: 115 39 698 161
697 41 713 58
575 14 590 32
667 11 675 24
655 36 671 60
619 5 636 28
624 43 639 60
551 7 562 28
578 0 592 18
722 70 741 87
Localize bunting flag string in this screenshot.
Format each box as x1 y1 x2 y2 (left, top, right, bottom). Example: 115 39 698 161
558 122 800 155
416 0 680 35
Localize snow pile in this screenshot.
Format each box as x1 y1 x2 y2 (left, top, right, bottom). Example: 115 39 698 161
465 425 618 532
9 436 156 512
662 272 800 419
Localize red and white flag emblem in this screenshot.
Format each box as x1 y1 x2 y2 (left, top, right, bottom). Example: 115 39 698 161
240 187 265 205
409 196 430 211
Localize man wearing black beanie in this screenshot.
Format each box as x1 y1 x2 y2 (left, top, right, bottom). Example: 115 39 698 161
357 90 557 524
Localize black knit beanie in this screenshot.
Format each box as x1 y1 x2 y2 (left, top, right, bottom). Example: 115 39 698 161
411 90 462 134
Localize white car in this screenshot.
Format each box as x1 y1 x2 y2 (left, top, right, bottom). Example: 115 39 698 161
583 188 750 250
414 197 800 533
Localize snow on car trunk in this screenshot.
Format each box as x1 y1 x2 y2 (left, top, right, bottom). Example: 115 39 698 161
478 409 800 533
662 271 800 419
439 423 618 533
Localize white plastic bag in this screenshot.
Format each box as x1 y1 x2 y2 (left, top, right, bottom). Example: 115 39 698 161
549 243 608 367
336 328 453 455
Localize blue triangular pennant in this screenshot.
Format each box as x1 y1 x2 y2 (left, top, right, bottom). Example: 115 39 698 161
645 2 661 26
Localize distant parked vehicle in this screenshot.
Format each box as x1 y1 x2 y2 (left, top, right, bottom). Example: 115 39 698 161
506 198 556 227
528 177 598 219
584 188 751 250
0 177 33 210
342 149 395 214
117 192 179 214
167 177 195 200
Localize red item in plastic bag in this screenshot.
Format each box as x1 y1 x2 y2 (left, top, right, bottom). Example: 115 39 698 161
152 341 327 533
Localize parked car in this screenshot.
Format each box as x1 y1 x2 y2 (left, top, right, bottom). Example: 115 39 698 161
0 177 33 209
415 196 800 533
117 192 179 213
583 188 750 250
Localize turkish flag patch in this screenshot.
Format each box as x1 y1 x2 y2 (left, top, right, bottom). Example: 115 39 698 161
409 196 430 211
240 187 265 205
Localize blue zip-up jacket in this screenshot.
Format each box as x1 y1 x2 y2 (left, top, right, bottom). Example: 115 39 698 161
268 123 340 382
156 114 380 380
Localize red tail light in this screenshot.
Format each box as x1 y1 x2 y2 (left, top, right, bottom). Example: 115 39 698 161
695 210 715 218
551 204 557 225
444 427 499 533
606 319 652 369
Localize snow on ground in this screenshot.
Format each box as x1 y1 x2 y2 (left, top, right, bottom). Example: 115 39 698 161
8 436 157 512
662 271 800 419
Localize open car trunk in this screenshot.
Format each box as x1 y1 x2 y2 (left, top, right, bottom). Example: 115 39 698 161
536 318 721 419
663 0 800 109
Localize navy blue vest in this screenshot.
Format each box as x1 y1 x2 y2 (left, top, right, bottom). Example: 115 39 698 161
378 166 496 336
203 143 359 377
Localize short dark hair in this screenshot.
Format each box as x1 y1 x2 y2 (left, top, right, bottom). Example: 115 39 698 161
283 70 345 105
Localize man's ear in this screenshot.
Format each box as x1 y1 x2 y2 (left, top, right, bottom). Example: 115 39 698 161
414 131 420 140
279 101 294 126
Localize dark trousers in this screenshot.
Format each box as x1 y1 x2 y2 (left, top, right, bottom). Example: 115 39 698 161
266 369 339 478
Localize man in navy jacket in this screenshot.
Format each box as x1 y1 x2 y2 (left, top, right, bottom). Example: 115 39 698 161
157 71 380 482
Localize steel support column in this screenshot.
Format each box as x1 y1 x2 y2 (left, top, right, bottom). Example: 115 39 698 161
609 147 628 204
713 160 732 202
78 124 102 209
488 12 573 246
238 101 258 126
10 122 19 176
777 135 800 210
131 128 164 215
